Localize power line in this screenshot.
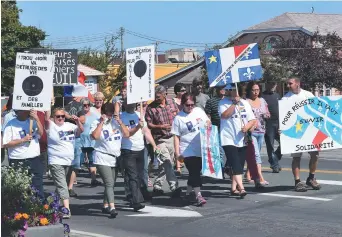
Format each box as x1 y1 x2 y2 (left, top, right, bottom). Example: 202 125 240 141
125 29 221 46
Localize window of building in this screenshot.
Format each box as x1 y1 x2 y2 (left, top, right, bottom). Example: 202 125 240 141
326 90 331 96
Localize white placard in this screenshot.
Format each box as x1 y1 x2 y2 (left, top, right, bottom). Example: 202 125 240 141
126 45 155 104
12 52 55 111
279 96 342 154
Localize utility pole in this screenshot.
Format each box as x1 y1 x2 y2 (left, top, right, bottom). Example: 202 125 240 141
155 41 160 64
120 27 125 62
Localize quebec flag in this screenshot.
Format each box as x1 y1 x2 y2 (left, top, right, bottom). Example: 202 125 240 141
204 43 263 87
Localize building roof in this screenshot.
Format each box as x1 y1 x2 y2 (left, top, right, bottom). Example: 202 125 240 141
177 66 203 84
248 12 342 37
77 64 105 77
156 12 342 84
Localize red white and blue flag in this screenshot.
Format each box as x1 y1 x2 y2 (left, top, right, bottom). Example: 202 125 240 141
205 43 262 87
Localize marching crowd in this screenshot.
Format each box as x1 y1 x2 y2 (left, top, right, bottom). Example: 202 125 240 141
1 75 322 219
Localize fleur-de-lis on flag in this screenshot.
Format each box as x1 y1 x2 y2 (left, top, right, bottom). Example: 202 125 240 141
243 67 255 79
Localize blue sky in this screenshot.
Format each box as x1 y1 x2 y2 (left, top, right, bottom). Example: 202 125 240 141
17 1 342 54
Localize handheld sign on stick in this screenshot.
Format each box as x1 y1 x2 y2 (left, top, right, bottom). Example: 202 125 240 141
12 52 55 112
126 45 155 105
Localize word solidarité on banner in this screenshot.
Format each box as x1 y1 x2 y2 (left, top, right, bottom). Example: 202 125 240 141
21 48 78 85
12 52 55 111
200 125 223 179
279 96 342 154
126 45 155 104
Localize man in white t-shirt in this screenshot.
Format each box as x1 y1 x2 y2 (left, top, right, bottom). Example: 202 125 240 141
2 109 44 196
120 101 158 207
281 76 321 192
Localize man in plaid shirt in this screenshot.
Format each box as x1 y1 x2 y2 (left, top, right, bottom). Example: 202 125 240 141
145 85 181 197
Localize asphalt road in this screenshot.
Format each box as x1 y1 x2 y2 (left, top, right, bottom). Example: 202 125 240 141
40 148 342 237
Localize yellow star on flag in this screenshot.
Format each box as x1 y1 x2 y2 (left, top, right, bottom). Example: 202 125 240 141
295 122 303 133
208 55 217 64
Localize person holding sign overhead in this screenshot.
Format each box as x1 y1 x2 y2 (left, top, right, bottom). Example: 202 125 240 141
281 76 320 192
90 103 130 218
45 107 84 219
171 93 211 206
219 85 257 198
120 100 158 209
2 109 45 197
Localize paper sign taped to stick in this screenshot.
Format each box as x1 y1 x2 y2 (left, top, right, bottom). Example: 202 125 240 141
12 52 55 111
279 96 342 154
200 125 223 179
126 45 155 104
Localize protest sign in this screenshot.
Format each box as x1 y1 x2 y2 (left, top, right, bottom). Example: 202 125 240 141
279 96 342 154
22 48 77 85
200 125 223 179
126 45 155 104
12 52 55 111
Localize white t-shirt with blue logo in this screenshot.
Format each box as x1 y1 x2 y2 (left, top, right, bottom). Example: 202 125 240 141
219 98 256 147
47 121 78 165
90 119 122 167
120 111 145 151
171 107 209 158
2 118 41 160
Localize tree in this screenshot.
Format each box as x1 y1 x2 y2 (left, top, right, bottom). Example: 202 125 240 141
78 35 126 101
269 31 342 90
1 1 46 93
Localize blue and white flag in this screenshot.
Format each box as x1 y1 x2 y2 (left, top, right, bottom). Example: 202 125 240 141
204 43 263 87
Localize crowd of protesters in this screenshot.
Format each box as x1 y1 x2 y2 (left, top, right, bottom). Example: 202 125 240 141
1 75 322 219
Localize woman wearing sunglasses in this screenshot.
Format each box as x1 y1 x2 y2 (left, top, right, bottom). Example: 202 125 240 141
90 103 129 218
45 107 84 219
80 97 102 186
171 93 210 206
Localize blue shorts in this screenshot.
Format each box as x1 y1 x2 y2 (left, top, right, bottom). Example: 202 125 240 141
81 147 96 168
72 138 82 169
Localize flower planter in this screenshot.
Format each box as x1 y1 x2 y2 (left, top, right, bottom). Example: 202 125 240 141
21 224 64 237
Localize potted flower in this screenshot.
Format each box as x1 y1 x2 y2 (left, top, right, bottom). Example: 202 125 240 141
1 165 70 237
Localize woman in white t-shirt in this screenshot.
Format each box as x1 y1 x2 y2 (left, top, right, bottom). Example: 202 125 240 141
171 93 210 206
219 88 256 198
90 103 129 218
45 107 84 219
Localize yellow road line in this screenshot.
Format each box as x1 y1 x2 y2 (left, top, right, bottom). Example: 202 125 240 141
261 167 342 175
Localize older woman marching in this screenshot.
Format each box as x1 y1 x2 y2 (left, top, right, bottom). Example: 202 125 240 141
219 86 256 197
90 103 129 218
45 108 84 219
80 97 101 186
172 93 211 206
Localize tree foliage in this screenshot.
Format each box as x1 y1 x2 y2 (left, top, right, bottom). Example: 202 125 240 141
1 1 46 93
78 35 126 101
269 31 342 90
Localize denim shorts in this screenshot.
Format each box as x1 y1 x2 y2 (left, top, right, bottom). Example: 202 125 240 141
72 138 82 169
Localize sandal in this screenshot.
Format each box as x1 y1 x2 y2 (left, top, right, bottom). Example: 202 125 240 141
239 189 247 198
230 190 240 196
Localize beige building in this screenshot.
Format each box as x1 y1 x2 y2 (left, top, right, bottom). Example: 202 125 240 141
156 12 342 97
165 48 200 63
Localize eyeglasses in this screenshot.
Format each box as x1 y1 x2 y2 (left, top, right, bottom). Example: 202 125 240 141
180 89 186 92
184 104 195 107
55 115 65 118
95 100 103 102
83 104 90 107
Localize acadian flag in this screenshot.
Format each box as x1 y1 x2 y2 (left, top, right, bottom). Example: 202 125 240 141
204 43 263 87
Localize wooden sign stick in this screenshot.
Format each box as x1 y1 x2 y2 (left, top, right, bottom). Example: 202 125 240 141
29 118 33 135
